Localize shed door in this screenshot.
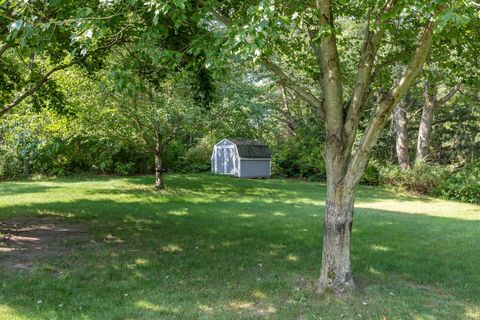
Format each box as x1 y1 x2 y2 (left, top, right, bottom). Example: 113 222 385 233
225 147 235 174
216 147 225 173
216 146 235 174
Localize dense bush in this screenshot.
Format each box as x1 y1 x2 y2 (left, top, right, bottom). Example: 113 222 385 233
441 161 480 204
272 138 326 181
0 146 22 180
379 161 479 204
360 161 381 185
0 134 153 180
379 161 447 195
176 137 214 173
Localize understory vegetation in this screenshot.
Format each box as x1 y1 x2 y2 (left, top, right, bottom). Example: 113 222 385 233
1 125 478 203
379 161 480 204
0 174 479 319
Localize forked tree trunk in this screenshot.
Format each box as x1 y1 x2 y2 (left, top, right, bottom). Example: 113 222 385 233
393 101 411 170
154 150 164 190
317 182 356 294
209 0 444 296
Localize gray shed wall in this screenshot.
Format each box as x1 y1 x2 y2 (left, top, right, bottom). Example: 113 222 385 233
239 159 271 178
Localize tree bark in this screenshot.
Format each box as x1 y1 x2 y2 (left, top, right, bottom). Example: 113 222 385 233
416 81 460 162
23 157 30 177
416 81 436 162
154 134 165 190
314 0 357 294
154 151 164 190
393 101 411 169
317 182 355 294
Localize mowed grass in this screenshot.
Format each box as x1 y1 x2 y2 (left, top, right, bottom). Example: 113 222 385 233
0 174 479 320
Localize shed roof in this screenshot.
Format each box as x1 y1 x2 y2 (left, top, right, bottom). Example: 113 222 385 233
224 138 271 159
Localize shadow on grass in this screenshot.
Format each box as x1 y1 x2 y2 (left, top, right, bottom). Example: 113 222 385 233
80 173 427 205
0 182 59 196
1 201 479 317
0 174 478 319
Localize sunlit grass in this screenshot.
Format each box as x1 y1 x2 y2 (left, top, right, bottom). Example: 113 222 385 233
0 173 479 319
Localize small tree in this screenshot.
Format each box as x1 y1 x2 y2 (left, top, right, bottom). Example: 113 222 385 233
104 51 199 190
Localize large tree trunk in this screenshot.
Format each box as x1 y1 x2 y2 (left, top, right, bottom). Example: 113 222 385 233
317 181 356 294
314 0 356 294
393 101 411 170
416 81 436 162
154 151 164 190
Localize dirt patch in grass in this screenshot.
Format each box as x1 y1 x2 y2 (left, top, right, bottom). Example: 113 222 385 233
0 217 91 271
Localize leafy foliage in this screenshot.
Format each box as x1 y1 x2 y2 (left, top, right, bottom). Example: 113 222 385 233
379 161 479 204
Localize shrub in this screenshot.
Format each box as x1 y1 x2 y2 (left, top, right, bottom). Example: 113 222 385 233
272 138 326 181
441 162 480 204
378 161 479 204
379 161 447 195
361 161 380 185
114 162 136 176
177 137 214 173
0 146 22 180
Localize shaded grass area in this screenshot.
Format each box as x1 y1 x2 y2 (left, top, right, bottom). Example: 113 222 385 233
0 174 479 319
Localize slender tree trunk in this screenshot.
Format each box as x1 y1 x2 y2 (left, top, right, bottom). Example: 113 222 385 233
416 81 460 163
23 157 30 177
317 180 356 294
393 101 411 169
416 81 436 162
154 151 164 190
154 134 165 190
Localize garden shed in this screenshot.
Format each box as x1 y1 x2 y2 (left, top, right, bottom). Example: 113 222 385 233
211 138 271 178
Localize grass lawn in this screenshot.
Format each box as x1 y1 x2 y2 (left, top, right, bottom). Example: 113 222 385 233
0 173 479 319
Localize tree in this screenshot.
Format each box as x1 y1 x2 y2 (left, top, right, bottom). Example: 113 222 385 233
416 79 460 162
205 0 477 294
2 0 213 186
414 8 479 162
102 46 203 189
393 98 413 170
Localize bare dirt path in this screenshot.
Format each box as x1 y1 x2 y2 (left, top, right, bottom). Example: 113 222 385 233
0 217 90 271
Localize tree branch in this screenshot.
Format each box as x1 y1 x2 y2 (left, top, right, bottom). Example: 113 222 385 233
131 94 156 153
345 4 446 188
0 61 76 118
210 6 325 119
316 0 343 131
344 0 398 146
437 83 461 105
261 58 325 118
0 43 14 59
211 9 231 26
